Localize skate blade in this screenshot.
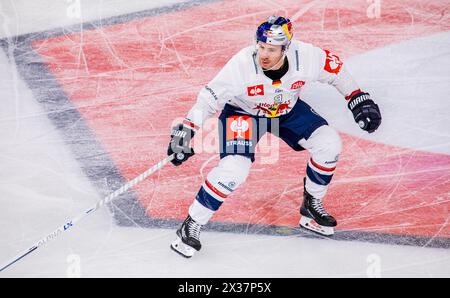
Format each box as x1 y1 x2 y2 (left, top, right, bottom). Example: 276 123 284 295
170 236 196 258
299 216 334 236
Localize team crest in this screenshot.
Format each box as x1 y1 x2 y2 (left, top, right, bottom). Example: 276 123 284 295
324 50 343 74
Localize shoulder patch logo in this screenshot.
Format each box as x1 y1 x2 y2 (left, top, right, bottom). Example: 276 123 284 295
324 50 343 74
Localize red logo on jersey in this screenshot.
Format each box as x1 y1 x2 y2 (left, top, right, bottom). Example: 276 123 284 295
290 80 305 90
226 116 252 140
324 50 343 74
247 84 264 96
254 103 291 118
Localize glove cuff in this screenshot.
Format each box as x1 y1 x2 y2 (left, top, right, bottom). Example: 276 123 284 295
171 123 196 139
182 119 199 133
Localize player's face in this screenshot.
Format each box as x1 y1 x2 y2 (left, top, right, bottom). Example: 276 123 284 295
257 42 284 70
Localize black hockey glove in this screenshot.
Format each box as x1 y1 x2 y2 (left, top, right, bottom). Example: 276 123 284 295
167 123 195 166
348 91 382 133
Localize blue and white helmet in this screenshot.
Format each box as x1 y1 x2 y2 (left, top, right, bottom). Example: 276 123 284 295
256 16 293 50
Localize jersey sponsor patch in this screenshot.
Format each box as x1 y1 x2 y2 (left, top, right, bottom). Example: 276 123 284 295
226 116 252 140
290 80 305 90
247 84 264 96
323 49 343 74
254 100 291 118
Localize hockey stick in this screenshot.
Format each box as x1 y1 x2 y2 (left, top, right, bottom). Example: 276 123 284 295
0 154 175 273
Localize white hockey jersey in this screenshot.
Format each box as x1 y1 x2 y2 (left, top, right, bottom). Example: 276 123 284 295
185 39 359 128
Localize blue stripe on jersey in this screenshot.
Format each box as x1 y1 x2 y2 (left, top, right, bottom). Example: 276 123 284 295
306 165 333 186
195 186 223 211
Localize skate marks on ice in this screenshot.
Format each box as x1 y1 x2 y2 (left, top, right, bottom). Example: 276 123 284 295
303 30 450 155
0 0 221 231
1 0 449 249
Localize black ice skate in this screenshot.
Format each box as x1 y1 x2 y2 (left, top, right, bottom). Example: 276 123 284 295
171 215 202 258
299 178 337 236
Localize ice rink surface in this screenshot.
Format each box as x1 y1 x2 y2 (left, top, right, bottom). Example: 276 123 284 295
0 0 449 277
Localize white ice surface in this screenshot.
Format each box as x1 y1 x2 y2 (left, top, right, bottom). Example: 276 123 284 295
301 30 450 155
0 0 186 39
0 0 449 278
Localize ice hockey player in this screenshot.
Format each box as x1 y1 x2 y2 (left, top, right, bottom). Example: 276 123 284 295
169 16 382 258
